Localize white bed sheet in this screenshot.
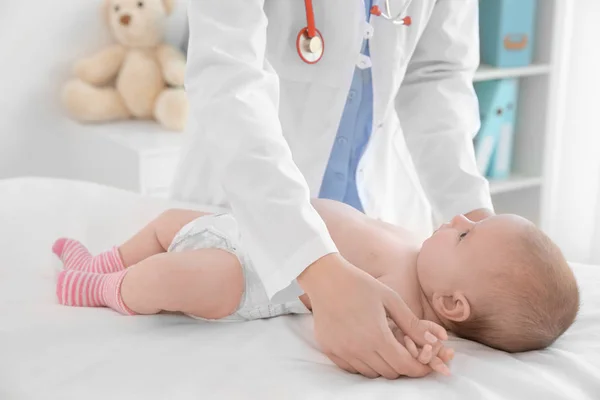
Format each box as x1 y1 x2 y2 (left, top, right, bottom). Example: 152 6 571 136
1 177 599 400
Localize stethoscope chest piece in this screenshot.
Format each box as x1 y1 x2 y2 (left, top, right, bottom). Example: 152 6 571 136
297 0 412 65
296 27 324 64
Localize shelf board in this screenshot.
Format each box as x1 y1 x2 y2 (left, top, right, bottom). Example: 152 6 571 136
489 175 542 195
78 121 185 155
474 64 552 82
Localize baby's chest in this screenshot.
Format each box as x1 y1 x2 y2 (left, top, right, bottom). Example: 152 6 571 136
343 225 417 274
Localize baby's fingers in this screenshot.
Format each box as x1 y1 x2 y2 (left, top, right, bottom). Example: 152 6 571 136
418 344 434 364
405 335 451 376
404 336 434 364
439 347 455 364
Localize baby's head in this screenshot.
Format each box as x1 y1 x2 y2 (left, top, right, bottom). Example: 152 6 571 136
417 214 580 353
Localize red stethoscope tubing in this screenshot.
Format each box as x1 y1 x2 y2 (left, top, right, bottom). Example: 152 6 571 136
298 0 411 64
304 0 317 38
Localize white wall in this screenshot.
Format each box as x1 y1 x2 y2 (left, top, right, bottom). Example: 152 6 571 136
0 0 188 179
544 0 600 263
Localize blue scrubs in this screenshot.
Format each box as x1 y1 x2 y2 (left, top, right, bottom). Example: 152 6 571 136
318 1 374 212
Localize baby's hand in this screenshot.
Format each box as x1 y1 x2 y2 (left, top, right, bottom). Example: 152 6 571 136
403 335 453 377
388 318 453 376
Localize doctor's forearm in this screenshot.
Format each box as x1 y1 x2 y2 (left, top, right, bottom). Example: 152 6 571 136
184 0 337 298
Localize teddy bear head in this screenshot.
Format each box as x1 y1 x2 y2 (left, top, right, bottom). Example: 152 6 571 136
103 0 175 48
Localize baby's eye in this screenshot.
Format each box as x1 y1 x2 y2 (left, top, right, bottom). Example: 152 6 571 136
459 231 468 241
138 1 144 7
114 4 120 12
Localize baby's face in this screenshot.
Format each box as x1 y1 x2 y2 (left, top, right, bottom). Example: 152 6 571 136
417 214 526 300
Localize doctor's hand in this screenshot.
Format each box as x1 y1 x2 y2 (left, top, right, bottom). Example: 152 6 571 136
298 253 448 379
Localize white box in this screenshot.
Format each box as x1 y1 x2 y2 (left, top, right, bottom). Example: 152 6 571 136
67 121 184 198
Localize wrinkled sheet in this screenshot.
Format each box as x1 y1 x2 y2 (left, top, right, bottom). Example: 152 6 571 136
1 177 599 399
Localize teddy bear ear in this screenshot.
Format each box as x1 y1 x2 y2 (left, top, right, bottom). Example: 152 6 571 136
162 0 176 15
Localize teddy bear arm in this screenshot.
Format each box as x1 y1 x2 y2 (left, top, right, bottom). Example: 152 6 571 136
156 44 186 87
75 45 127 86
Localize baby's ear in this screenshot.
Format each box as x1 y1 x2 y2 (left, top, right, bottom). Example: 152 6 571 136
162 0 175 15
433 292 471 323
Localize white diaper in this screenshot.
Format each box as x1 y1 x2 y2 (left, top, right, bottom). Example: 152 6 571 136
167 213 310 322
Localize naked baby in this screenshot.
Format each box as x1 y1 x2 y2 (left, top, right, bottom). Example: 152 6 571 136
53 198 580 377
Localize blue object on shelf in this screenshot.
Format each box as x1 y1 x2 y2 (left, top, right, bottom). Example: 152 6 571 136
479 0 538 68
474 78 519 179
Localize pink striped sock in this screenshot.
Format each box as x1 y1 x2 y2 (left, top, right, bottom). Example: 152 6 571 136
56 269 135 315
52 238 125 273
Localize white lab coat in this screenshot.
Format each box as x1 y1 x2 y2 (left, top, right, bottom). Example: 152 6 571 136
170 0 493 300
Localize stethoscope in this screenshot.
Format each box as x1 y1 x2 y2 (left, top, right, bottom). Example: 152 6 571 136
297 0 413 64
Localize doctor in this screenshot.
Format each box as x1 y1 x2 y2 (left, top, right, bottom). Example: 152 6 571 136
171 0 494 379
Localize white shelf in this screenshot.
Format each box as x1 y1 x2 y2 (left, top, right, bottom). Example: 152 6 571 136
80 121 184 156
489 175 543 195
474 64 552 82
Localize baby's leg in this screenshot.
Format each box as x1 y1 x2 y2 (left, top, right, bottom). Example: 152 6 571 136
53 209 207 273
118 209 208 266
56 248 244 319
121 249 243 318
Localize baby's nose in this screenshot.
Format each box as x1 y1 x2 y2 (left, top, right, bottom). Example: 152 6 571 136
120 14 132 26
450 214 470 228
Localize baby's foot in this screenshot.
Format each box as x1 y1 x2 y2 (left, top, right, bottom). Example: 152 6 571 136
56 269 135 315
52 238 125 273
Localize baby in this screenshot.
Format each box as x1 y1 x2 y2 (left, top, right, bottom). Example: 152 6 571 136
53 198 580 375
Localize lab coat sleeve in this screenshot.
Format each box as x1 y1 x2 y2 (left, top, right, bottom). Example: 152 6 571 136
395 0 494 223
184 0 338 299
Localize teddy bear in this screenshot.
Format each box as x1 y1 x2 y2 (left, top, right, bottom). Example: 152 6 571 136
62 0 188 131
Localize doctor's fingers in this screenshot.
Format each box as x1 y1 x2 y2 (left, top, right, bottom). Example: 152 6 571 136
332 352 399 379
346 357 384 380
361 353 402 380
403 335 419 359
429 357 451 377
327 353 358 374
378 332 433 378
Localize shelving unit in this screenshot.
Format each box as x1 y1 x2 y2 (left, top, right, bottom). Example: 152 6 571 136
474 63 551 82
472 0 563 226
66 121 184 198
489 175 543 195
